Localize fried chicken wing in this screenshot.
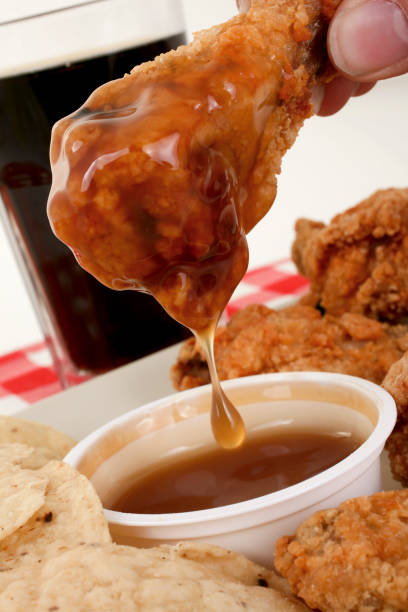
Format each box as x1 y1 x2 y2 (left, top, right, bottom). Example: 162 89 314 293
383 352 408 486
171 303 408 390
274 490 408 612
292 188 408 322
48 0 336 331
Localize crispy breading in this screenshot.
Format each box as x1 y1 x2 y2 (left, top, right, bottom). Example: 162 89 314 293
171 303 408 390
383 352 408 419
383 352 408 486
386 423 408 487
292 188 408 322
274 490 408 612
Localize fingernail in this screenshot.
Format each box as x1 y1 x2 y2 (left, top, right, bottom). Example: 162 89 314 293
329 0 408 76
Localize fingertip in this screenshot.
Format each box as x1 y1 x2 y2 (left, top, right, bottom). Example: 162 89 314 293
317 76 358 116
352 81 376 96
328 0 408 80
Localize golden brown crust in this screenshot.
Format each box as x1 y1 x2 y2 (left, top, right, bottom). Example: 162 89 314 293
48 0 338 331
291 218 324 277
386 423 408 487
171 302 408 390
275 490 408 612
292 188 408 322
383 352 408 486
383 352 408 418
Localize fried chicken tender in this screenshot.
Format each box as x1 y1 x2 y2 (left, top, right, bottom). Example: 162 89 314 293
171 303 408 390
292 188 408 322
274 490 408 612
383 352 408 486
48 0 336 331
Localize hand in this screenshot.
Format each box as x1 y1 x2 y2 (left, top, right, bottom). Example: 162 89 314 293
236 0 250 12
236 0 408 116
319 0 408 115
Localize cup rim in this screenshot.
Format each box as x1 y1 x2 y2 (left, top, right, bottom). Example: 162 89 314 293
65 371 396 526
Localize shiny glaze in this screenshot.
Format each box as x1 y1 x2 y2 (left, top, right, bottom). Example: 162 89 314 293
48 3 326 443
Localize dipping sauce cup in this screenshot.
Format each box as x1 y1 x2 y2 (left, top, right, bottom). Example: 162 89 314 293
65 372 396 567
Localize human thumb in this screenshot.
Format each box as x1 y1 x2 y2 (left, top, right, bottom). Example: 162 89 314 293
328 0 408 80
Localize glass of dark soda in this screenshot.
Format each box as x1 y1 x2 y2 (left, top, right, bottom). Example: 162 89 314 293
0 0 190 387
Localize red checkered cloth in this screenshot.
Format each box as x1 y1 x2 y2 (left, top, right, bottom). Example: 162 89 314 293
226 258 309 318
0 342 61 414
0 259 308 414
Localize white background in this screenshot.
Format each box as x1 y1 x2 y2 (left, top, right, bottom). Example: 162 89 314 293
1 0 407 354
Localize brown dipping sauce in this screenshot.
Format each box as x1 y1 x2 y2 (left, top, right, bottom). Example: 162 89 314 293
109 429 363 514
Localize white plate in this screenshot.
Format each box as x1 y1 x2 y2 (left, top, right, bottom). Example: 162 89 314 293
18 343 181 441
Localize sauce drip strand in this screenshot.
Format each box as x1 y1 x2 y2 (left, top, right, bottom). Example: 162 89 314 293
47 1 329 446
198 325 246 449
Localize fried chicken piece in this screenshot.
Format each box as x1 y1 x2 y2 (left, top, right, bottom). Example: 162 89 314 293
383 352 408 419
48 0 336 331
292 188 408 322
383 352 408 486
171 303 408 390
274 490 408 612
386 423 408 488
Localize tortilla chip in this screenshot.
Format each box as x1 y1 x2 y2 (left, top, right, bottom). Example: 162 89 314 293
175 541 298 598
0 415 75 459
0 443 56 470
0 542 309 611
0 462 48 542
0 461 111 571
0 436 306 609
0 455 305 610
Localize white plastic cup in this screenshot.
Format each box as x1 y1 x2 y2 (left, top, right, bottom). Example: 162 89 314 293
65 372 396 567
